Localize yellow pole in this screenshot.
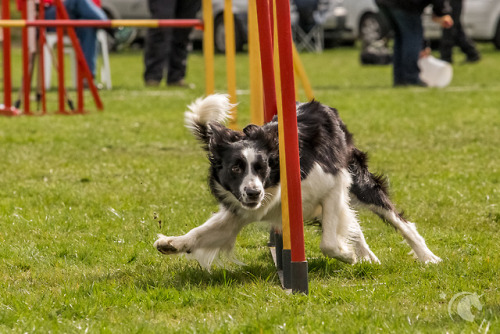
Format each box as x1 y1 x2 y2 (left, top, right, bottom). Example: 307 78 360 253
272 0 291 251
202 0 215 95
224 0 238 129
248 0 264 125
292 43 314 100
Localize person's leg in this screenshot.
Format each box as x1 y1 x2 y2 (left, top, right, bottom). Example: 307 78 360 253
440 25 456 63
377 6 404 86
63 0 107 77
451 0 480 61
391 8 423 85
144 0 175 84
166 0 201 84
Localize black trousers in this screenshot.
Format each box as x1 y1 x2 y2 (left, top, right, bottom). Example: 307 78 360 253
440 0 479 62
143 0 201 83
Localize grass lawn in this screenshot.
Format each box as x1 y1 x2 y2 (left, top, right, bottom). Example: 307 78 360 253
1 43 499 333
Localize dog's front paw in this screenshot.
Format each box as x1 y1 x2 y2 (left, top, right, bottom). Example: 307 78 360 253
409 250 442 264
154 234 183 255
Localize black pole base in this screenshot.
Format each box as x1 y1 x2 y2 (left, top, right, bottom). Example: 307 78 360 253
282 249 292 289
291 261 309 295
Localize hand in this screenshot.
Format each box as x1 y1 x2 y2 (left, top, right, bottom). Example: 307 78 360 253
419 47 431 59
434 14 454 29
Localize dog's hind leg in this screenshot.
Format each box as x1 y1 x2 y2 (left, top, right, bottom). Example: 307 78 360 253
349 149 441 264
154 209 248 269
319 170 359 264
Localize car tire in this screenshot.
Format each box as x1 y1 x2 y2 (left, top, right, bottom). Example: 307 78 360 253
214 14 244 53
359 13 387 45
494 19 500 50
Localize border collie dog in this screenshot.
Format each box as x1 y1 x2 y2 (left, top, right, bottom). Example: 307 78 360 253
154 94 441 269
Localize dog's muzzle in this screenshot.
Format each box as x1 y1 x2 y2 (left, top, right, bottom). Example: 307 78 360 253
242 187 264 209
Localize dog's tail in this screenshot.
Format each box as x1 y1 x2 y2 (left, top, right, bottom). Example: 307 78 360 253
348 148 398 216
185 94 234 146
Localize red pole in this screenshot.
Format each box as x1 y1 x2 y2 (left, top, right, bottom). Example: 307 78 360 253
275 0 307 293
21 0 31 115
38 3 47 114
54 0 103 111
256 0 277 123
0 0 20 116
77 63 84 113
56 10 66 113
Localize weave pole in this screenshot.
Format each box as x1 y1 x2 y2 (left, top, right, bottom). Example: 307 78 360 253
275 0 308 294
224 0 238 129
202 0 215 95
255 0 277 123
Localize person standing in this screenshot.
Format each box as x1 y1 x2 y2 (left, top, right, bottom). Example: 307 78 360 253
375 0 453 86
439 0 480 63
144 0 201 87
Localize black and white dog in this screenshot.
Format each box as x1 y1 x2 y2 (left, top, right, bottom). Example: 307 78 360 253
154 94 441 268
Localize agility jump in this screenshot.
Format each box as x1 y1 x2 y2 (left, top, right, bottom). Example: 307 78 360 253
1 0 310 294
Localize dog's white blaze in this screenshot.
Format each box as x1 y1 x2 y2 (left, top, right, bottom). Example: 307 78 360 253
240 148 264 205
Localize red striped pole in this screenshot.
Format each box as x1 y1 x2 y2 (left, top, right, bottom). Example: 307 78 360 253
0 0 20 116
255 0 277 123
275 0 308 294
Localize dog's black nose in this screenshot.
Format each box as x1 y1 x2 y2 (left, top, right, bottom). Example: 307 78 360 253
245 188 262 200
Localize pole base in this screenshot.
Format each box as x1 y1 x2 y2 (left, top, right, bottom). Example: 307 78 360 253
291 261 308 295
0 105 21 116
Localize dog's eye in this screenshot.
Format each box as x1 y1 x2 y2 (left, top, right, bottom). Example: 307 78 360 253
231 165 242 174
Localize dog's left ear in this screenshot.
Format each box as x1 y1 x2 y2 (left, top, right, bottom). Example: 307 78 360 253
243 124 278 150
208 122 242 155
243 124 261 137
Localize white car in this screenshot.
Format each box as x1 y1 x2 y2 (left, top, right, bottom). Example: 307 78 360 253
340 0 500 49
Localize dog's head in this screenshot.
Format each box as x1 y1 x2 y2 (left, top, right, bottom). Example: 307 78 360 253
207 123 279 210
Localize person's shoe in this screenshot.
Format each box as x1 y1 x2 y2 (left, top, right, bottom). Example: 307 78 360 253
145 80 161 87
167 79 195 89
464 54 481 63
82 79 103 90
413 79 428 87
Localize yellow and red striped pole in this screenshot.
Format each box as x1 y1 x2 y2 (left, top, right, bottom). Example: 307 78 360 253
0 19 204 28
275 0 308 294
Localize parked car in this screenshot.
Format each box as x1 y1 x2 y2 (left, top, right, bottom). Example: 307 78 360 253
193 0 347 52
101 0 346 52
100 0 150 48
340 0 500 49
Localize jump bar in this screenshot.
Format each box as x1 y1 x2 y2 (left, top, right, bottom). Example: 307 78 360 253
0 19 203 29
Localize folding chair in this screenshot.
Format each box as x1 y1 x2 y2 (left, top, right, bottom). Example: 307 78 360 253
292 0 324 53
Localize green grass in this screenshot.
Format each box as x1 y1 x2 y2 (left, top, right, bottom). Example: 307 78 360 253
1 44 499 333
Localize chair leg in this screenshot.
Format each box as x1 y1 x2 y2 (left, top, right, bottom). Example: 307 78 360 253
97 30 112 90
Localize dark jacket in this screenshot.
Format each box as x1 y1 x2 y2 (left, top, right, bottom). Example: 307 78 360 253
375 0 450 16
